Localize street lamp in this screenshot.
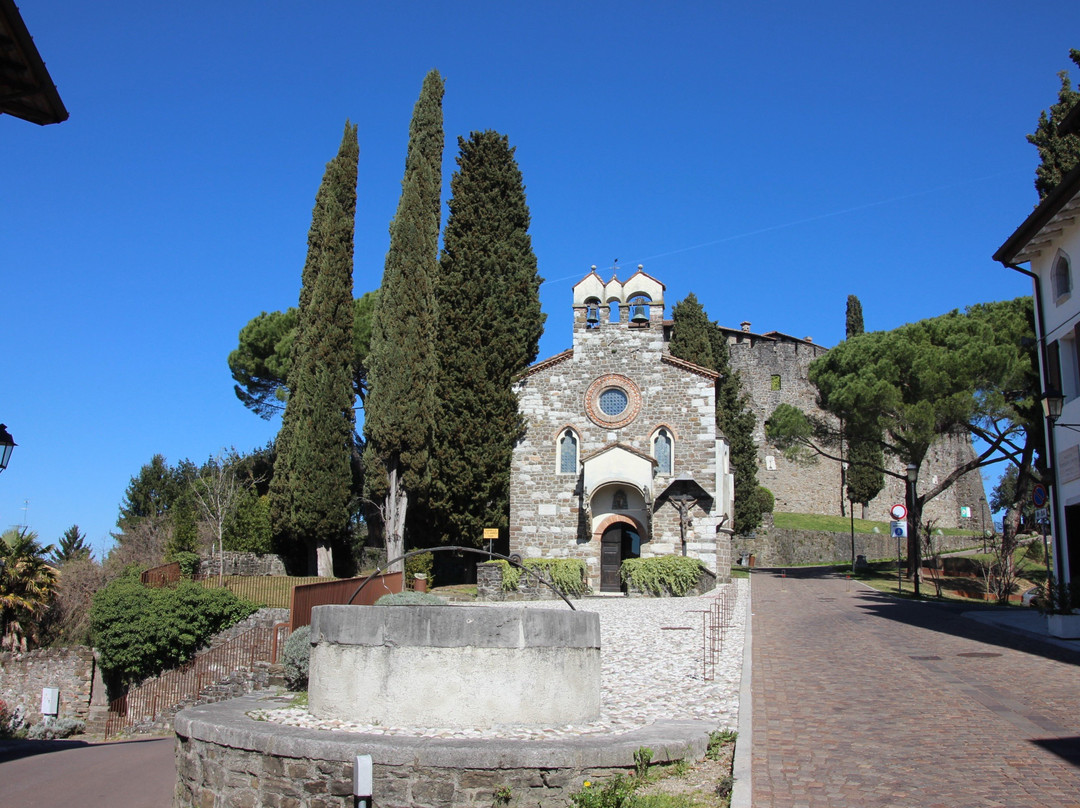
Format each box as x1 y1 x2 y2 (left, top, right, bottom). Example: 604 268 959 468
0 424 15 474
907 462 920 598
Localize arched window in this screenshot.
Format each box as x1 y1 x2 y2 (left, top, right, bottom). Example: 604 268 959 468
1053 253 1072 301
608 300 621 323
652 428 673 475
558 429 579 474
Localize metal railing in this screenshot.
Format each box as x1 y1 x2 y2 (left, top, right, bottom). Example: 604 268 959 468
103 621 288 739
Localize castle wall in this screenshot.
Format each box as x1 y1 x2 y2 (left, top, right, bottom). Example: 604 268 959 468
727 332 990 530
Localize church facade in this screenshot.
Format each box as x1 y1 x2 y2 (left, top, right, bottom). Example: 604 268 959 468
509 269 734 592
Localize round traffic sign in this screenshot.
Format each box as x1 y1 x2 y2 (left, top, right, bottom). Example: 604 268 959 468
1032 484 1048 508
890 504 907 520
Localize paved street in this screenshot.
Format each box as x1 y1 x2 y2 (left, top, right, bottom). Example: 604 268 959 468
0 736 174 808
749 568 1080 808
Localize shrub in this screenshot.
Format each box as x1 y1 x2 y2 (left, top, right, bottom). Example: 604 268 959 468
485 558 589 597
26 717 85 740
569 774 638 808
90 567 258 689
170 551 201 578
375 591 446 606
620 556 705 597
404 551 434 587
282 625 311 690
1025 540 1045 562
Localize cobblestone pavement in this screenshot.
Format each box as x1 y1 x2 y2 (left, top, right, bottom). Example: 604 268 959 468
750 568 1080 808
258 579 747 740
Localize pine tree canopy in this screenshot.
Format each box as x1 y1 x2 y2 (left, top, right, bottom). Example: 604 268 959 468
425 129 545 545
269 122 358 574
1028 49 1080 200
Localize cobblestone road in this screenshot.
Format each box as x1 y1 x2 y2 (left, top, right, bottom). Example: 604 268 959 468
750 568 1080 808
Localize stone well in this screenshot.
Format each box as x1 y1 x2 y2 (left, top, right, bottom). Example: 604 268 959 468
308 604 601 728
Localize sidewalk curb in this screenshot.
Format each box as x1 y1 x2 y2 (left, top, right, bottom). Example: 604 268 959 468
730 576 753 808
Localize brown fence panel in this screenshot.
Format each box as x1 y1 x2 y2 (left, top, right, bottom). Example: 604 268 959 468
141 562 181 587
193 574 325 608
289 572 403 631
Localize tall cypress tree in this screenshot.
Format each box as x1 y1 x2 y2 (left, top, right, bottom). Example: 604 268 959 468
364 70 444 570
843 294 884 515
1028 49 1080 201
269 122 358 576
670 295 765 534
425 130 545 546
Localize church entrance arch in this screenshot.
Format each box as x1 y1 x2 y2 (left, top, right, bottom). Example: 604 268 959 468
596 515 644 593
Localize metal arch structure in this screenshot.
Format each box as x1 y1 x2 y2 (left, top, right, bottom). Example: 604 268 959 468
344 546 578 610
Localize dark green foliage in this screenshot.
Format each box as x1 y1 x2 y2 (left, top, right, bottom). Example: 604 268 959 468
403 551 434 586
90 567 256 689
669 295 764 534
270 122 359 576
426 129 545 547
229 293 378 419
668 294 714 368
224 489 273 553
620 556 705 597
844 294 864 340
50 525 91 565
172 551 200 578
282 624 311 690
1 528 56 651
842 294 884 507
116 454 185 534
364 71 444 565
486 558 588 596
1028 49 1080 200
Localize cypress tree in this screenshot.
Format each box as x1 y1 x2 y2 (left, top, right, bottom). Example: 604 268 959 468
269 122 358 576
669 295 765 534
843 295 884 515
364 71 444 570
426 130 545 546
1028 49 1080 201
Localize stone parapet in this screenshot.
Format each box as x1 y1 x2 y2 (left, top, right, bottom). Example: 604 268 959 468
733 527 976 568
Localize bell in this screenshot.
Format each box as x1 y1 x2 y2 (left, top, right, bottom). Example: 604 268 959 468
586 305 600 325
631 304 648 324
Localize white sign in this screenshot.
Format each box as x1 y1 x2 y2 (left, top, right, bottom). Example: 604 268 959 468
1035 507 1050 525
41 687 59 716
890 504 907 520
891 520 907 539
960 506 971 518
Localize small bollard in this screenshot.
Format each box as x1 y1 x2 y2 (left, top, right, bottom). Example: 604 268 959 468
354 754 373 808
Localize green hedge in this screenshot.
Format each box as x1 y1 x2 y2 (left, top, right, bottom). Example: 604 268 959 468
485 558 589 597
620 556 705 597
90 567 257 689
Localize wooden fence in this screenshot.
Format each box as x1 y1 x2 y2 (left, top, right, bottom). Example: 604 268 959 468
289 571 403 631
194 574 325 608
104 621 289 739
141 561 181 587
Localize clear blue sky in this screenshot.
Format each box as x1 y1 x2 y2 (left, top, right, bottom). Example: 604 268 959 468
2 1 1077 558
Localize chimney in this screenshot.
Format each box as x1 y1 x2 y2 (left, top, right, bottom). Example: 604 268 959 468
740 321 751 333
804 336 813 343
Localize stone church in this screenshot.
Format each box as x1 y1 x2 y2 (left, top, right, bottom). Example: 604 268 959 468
509 268 735 592
508 267 989 591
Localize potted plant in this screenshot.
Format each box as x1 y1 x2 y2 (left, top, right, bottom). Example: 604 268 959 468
1040 576 1080 638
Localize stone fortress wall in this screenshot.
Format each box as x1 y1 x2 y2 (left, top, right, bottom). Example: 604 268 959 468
724 324 990 530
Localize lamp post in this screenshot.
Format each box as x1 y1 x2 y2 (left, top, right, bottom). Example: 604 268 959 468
1042 389 1066 584
907 462 920 598
0 425 15 475
979 495 987 553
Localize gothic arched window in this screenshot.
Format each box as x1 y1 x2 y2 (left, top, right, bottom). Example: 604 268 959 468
1053 252 1073 302
558 429 579 474
653 428 673 475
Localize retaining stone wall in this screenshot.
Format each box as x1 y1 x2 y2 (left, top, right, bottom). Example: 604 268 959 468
475 563 580 601
732 527 976 567
0 645 105 726
198 551 287 577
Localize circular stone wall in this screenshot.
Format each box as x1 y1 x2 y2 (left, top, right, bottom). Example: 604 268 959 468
308 604 601 728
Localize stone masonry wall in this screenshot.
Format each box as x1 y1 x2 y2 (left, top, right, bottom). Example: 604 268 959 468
198 551 287 577
511 305 729 587
732 527 976 567
727 332 991 530
0 645 105 726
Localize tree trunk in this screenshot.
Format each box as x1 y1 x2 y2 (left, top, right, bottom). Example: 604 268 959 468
316 541 334 577
861 502 869 521
383 461 408 573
